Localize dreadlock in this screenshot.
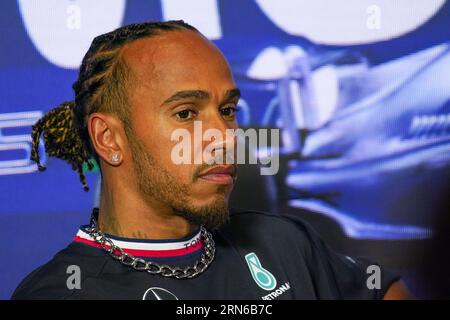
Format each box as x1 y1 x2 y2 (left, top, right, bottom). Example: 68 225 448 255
30 20 198 191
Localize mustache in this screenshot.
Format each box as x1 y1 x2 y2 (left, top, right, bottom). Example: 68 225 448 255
193 152 237 182
193 164 237 181
194 149 236 178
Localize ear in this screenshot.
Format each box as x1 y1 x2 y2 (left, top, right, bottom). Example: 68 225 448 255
87 112 125 166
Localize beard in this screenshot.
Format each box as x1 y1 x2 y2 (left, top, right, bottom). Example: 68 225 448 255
125 127 230 230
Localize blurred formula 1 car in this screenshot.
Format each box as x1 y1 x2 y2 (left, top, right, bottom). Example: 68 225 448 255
224 0 450 240
237 42 450 240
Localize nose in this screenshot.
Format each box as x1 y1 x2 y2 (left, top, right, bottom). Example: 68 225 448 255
202 112 237 165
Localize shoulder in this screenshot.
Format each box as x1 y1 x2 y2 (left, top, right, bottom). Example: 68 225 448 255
225 208 401 299
228 207 318 235
11 243 108 300
221 208 320 253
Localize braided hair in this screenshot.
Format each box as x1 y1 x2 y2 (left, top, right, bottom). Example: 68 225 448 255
30 21 197 191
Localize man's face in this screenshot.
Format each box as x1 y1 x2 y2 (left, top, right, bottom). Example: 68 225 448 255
121 30 239 229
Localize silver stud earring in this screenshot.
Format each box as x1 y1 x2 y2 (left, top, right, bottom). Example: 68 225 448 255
111 154 120 163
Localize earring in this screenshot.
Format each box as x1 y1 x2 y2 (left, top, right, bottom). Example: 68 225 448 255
111 154 120 163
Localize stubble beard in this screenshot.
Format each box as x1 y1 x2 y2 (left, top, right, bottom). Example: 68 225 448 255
126 128 230 230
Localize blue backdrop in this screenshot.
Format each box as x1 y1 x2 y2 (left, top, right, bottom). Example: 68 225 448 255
1 0 449 299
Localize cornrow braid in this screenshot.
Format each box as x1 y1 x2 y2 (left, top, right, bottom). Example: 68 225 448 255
30 20 197 191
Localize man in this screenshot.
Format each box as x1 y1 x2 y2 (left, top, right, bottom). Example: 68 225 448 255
12 21 412 300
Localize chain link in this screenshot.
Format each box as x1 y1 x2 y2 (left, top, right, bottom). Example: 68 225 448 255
85 221 215 279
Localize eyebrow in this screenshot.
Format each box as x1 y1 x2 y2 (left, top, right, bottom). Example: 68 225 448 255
162 90 209 105
223 88 241 102
161 88 241 106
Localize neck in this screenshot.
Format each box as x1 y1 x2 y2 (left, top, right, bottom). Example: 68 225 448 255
97 178 196 240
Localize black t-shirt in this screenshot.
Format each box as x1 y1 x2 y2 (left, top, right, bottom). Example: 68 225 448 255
11 208 399 300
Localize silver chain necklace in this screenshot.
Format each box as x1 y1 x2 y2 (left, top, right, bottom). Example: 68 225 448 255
85 217 216 279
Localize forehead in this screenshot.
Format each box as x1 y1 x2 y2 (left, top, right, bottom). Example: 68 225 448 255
121 30 234 97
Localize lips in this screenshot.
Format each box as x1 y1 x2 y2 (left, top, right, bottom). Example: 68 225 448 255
197 165 237 185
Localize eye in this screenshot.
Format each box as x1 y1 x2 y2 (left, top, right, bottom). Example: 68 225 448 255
175 109 196 120
220 104 240 119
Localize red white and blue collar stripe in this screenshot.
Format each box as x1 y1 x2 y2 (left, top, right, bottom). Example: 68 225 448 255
73 226 203 258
